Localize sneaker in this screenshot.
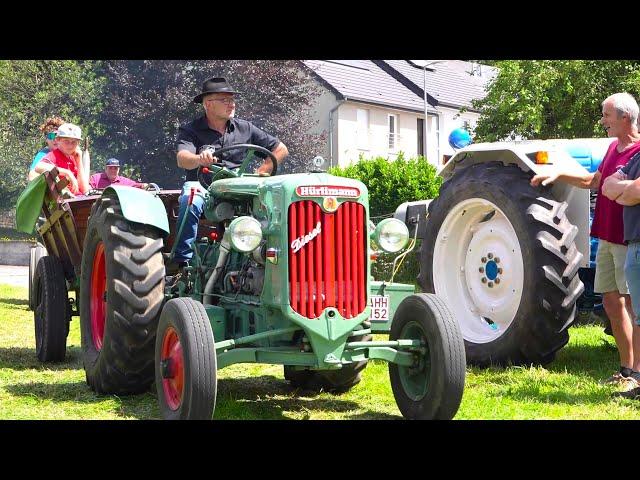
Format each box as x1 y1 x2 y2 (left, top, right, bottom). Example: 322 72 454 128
611 386 640 400
601 371 629 385
620 376 640 391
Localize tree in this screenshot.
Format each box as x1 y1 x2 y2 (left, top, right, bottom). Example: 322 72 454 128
0 60 105 206
94 60 326 188
472 60 640 142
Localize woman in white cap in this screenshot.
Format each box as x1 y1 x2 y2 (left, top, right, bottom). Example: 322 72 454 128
32 122 90 195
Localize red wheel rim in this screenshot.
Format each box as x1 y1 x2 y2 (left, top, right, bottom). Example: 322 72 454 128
161 326 184 411
90 242 107 351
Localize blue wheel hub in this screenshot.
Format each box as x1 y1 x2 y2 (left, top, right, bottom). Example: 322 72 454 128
485 260 498 280
479 253 503 288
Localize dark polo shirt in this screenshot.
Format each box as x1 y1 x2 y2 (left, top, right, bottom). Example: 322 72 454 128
177 116 279 181
621 151 640 243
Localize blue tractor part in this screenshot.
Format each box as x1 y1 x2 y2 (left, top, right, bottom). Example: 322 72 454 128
565 143 607 319
448 128 473 150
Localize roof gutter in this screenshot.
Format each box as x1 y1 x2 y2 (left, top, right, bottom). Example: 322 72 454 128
329 99 346 169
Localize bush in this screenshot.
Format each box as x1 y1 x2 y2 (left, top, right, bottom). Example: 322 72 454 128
329 152 441 218
329 153 441 285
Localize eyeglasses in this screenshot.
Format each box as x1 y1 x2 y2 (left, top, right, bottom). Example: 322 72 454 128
46 132 57 141
206 97 236 105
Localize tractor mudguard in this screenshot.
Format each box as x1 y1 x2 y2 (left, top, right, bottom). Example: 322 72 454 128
103 185 170 235
15 174 47 234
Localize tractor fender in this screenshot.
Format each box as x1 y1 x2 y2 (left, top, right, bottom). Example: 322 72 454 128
103 185 170 236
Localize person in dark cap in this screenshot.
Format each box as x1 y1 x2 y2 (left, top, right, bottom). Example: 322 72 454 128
171 76 288 269
89 158 149 190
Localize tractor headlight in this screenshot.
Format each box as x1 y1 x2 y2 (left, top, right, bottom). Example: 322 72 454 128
228 216 263 253
372 218 409 253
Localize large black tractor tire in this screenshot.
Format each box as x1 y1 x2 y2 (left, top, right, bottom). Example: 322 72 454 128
28 242 47 311
283 332 372 394
80 194 165 395
420 162 584 367
32 256 69 362
389 294 466 420
155 298 217 420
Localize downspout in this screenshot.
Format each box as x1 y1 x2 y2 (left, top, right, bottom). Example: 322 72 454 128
329 100 345 169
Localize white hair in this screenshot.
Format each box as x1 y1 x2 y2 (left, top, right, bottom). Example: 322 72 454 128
603 92 639 125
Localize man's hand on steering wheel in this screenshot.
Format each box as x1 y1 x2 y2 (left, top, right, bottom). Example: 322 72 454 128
198 147 221 167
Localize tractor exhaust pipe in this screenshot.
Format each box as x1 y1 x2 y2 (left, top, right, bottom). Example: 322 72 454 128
203 231 232 305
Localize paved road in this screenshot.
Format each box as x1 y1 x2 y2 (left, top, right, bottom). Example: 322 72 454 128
0 265 28 289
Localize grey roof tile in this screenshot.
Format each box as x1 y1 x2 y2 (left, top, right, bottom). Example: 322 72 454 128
303 60 497 113
382 60 496 111
303 60 429 112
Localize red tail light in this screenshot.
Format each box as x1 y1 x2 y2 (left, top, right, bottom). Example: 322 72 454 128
288 201 366 319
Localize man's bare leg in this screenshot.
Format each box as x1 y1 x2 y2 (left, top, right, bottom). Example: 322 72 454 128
603 291 634 369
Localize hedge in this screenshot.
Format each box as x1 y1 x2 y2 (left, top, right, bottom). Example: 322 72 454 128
329 153 442 285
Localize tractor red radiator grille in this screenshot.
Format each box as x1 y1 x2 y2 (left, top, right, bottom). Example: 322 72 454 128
288 201 366 319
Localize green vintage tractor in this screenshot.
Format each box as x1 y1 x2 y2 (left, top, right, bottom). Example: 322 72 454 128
16 145 466 420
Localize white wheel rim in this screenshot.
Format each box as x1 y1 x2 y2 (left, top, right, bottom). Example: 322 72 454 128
433 198 524 343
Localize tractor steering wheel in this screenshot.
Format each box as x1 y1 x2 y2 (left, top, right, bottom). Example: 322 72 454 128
197 143 278 188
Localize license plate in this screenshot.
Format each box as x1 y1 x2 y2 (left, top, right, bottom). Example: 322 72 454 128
370 295 390 322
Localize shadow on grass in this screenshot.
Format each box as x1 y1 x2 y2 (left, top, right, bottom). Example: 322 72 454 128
214 375 397 420
498 384 616 406
0 346 83 371
0 298 29 307
4 381 159 419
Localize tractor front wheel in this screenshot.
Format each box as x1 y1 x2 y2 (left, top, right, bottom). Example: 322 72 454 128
389 294 466 420
155 298 217 420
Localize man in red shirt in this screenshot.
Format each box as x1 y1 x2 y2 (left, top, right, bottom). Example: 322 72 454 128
32 122 89 195
532 92 640 389
89 158 148 190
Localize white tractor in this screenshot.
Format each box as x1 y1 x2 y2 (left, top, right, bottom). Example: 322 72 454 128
395 132 613 366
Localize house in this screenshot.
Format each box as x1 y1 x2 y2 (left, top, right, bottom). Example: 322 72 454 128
302 60 497 168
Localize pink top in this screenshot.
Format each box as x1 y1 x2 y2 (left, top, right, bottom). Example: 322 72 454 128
89 172 142 189
591 140 640 244
40 149 79 194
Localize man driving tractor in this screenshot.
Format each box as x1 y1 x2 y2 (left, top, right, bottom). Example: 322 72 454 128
170 76 289 272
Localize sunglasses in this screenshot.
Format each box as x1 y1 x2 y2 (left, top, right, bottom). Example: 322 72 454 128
46 132 57 141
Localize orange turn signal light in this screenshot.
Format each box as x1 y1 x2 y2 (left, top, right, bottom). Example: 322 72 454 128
535 151 551 164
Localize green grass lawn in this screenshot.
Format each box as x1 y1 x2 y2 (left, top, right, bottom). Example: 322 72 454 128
1 283 639 419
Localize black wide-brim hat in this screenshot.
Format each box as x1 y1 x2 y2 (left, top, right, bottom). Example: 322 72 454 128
193 77 242 103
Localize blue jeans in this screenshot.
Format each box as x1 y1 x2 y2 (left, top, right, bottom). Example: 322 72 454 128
624 241 640 326
174 181 207 263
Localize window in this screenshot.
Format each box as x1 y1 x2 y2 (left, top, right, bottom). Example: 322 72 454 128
417 118 424 156
356 108 369 150
388 114 398 150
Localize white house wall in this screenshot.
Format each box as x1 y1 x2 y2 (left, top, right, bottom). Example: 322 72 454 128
307 88 483 168
307 88 338 164
335 103 425 167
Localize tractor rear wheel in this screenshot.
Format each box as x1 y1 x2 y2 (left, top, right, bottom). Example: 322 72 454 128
283 332 371 394
33 256 68 362
420 162 584 366
29 242 47 311
155 298 217 420
80 194 165 394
